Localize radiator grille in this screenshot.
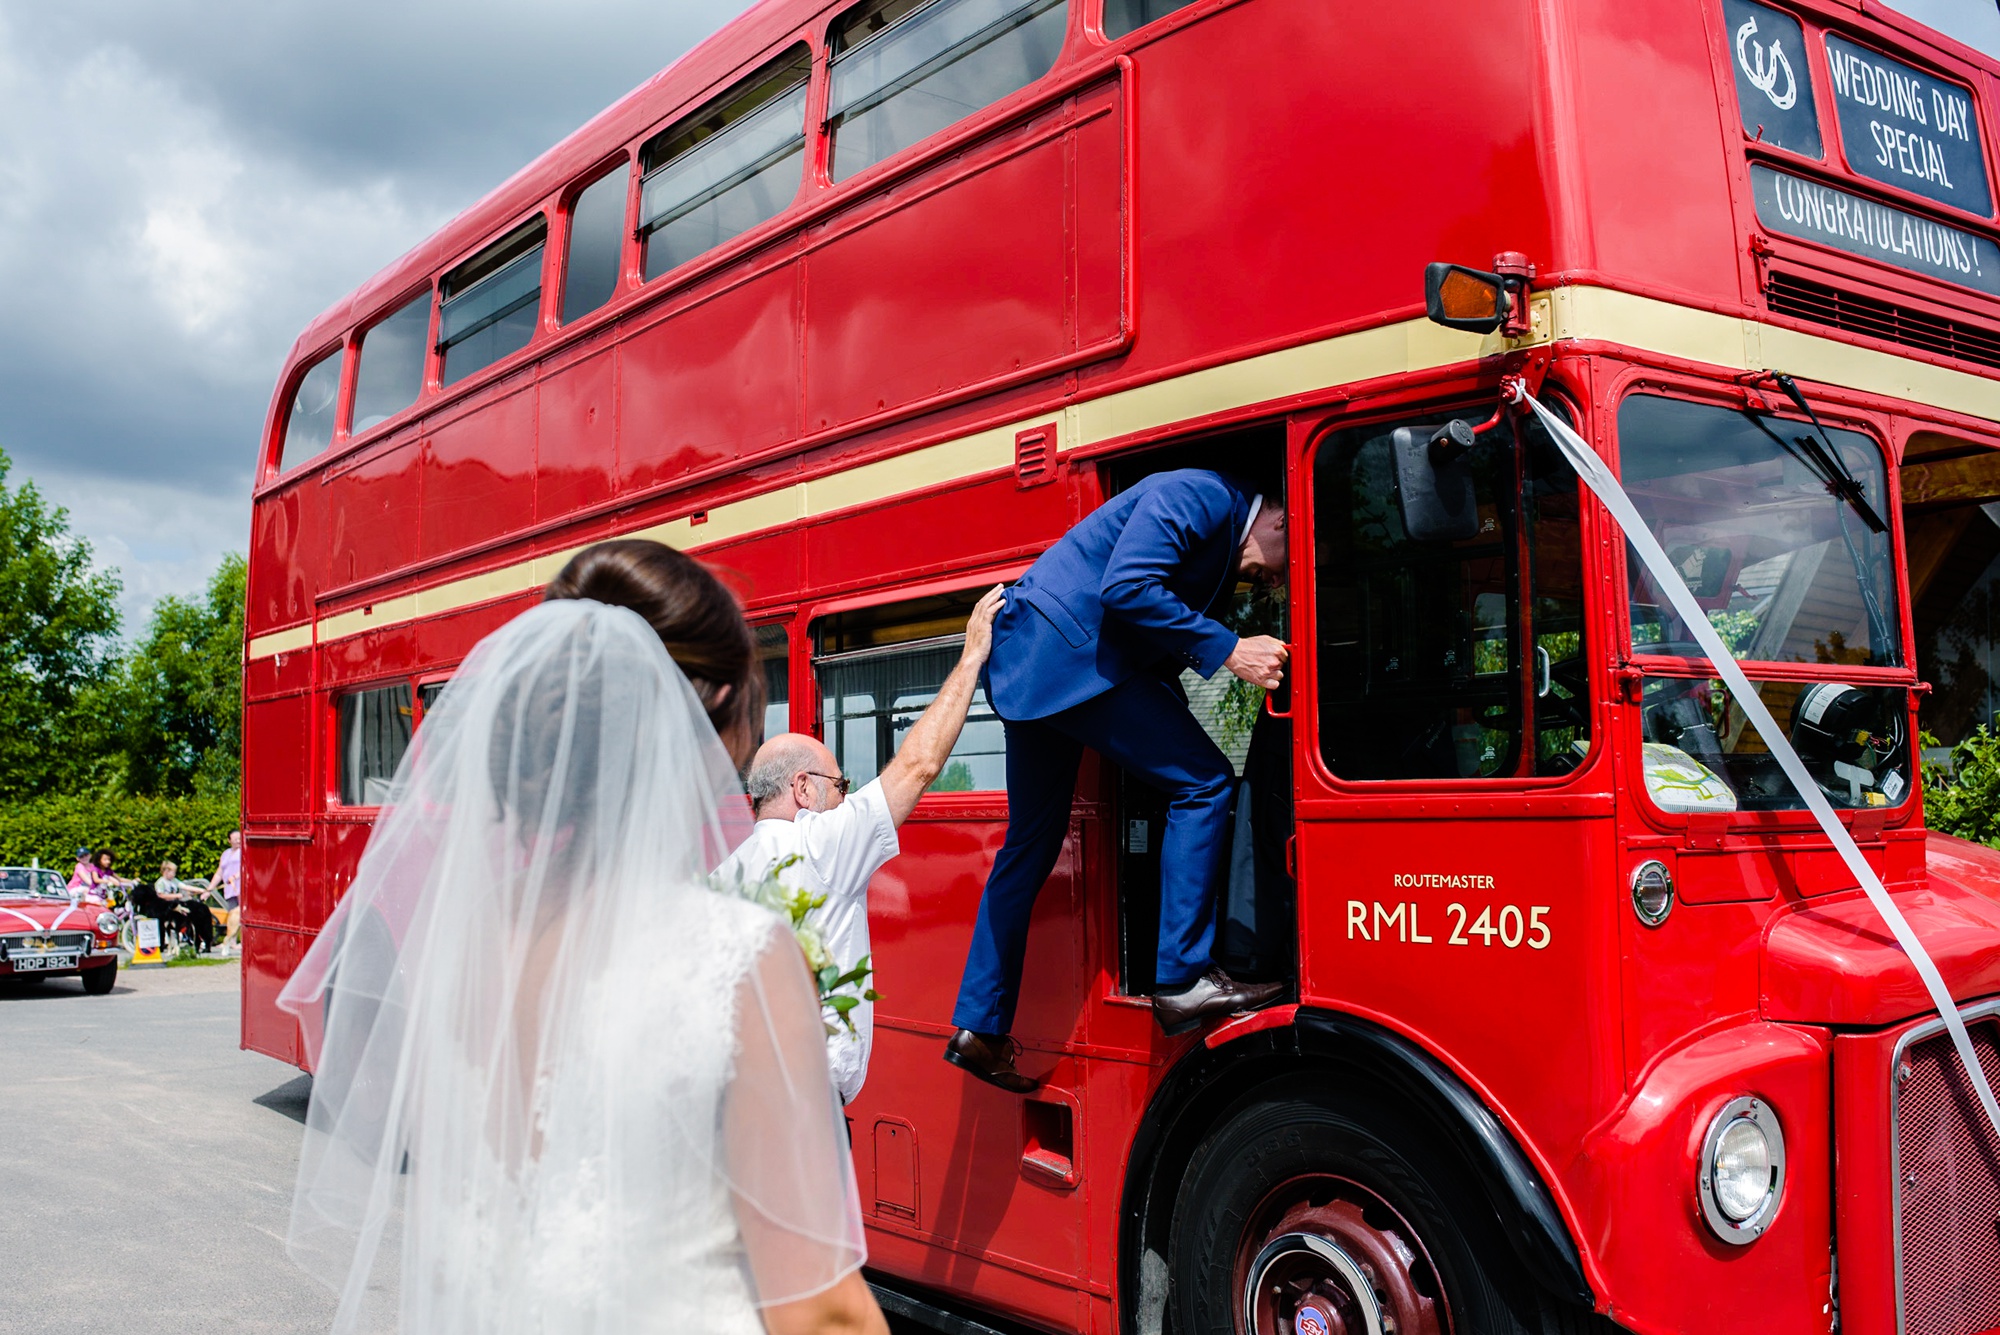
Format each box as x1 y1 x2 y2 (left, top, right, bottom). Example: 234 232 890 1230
1897 1019 2000 1335
1766 273 2000 374
2 931 90 954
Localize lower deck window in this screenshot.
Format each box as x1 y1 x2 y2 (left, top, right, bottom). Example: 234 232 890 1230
338 684 413 806
758 623 790 743
814 590 1003 791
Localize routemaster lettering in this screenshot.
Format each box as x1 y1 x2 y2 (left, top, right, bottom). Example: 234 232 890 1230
1392 872 1496 890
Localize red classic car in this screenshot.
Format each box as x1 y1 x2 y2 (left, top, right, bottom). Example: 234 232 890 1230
0 867 120 993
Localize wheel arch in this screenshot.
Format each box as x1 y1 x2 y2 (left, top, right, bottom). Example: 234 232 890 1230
1117 1006 1593 1335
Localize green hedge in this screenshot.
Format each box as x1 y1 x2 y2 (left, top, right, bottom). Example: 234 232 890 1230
1925 728 2000 849
0 791 240 882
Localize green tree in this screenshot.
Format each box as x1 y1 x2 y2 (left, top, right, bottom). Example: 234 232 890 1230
96 554 245 796
0 452 122 797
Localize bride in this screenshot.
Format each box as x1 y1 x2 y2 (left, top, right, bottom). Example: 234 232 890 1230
278 540 889 1335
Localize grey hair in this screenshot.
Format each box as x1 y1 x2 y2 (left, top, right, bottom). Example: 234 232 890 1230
746 737 818 813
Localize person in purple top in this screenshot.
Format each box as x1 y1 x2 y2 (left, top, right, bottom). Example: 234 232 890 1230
210 830 242 955
67 846 108 903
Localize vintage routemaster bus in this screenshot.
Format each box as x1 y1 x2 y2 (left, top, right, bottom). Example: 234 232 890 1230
243 0 2000 1330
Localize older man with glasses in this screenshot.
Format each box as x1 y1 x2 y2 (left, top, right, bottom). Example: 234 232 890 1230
715 586 1003 1104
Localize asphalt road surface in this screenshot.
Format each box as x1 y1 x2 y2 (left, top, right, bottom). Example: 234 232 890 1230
0 960 336 1334
1 962 934 1335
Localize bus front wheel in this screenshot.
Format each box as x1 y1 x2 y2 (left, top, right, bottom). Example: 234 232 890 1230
1169 1096 1529 1335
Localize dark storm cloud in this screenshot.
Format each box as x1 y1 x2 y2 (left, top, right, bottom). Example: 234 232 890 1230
0 0 747 624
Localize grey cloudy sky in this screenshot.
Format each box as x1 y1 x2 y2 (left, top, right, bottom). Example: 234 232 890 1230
0 0 748 631
5 0 1999 633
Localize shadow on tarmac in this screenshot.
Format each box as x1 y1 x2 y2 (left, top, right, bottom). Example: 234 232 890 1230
0 975 136 999
256 1072 313 1125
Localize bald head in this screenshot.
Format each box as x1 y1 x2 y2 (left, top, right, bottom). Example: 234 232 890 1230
747 733 845 818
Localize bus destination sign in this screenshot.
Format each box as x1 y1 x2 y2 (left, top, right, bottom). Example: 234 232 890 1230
1752 164 2000 299
1824 33 1991 217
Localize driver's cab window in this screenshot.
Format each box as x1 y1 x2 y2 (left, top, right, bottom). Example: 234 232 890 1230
1617 392 1911 813
1313 406 1590 780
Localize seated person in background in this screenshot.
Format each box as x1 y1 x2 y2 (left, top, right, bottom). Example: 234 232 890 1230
140 861 218 952
713 587 1002 1105
91 849 135 896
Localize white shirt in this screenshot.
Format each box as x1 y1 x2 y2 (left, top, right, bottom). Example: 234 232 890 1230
713 778 900 1103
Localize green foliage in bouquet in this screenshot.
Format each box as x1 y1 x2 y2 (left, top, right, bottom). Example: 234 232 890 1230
711 853 881 1035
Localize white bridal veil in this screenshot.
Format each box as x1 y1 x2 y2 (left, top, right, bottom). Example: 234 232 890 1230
278 599 865 1334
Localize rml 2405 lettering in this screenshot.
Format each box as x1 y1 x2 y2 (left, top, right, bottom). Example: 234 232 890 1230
1347 900 1551 950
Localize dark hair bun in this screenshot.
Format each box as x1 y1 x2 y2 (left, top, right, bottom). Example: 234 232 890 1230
544 539 759 742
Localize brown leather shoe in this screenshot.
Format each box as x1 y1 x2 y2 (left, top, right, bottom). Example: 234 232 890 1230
1152 968 1285 1036
943 1029 1040 1093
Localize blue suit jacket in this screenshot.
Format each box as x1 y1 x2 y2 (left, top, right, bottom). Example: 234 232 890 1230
987 470 1252 720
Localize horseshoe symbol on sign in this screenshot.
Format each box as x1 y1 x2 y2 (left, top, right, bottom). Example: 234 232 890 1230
1736 16 1798 110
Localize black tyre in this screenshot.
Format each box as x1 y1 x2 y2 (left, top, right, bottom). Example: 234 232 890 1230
1169 1094 1533 1335
80 961 116 995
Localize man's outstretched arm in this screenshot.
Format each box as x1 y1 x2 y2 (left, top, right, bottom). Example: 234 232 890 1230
879 585 1005 824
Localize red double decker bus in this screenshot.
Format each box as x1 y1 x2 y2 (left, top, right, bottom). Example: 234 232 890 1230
243 0 2000 1330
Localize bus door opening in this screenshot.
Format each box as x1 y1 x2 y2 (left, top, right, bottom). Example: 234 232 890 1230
1097 425 1298 996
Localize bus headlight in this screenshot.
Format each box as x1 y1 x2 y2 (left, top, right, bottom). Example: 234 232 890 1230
1697 1097 1784 1243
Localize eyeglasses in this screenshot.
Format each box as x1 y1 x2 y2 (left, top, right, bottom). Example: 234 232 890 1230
803 771 852 795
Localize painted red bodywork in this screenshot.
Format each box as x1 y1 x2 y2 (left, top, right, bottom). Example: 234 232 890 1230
0 895 119 981
239 0 2000 1331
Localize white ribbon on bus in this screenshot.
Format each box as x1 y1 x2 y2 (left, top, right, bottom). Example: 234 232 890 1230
1516 386 2000 1146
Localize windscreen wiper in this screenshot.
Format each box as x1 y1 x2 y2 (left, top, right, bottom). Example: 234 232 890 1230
1753 374 1894 655
1770 373 1887 534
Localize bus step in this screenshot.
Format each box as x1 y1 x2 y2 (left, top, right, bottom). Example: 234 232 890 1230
865 1274 1047 1335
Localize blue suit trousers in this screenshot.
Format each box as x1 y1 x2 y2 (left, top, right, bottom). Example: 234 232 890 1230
951 674 1236 1036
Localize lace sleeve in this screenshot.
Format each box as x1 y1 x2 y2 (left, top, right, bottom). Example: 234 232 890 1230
724 918 868 1307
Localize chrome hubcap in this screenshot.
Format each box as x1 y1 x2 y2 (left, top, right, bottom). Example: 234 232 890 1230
1243 1232 1386 1335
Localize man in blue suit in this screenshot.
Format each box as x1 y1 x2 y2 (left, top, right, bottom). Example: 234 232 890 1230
945 469 1290 1092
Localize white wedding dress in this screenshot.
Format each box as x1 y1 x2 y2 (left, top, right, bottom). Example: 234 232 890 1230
279 601 864 1335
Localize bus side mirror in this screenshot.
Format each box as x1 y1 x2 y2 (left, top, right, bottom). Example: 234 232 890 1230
1393 421 1479 542
1425 262 1509 333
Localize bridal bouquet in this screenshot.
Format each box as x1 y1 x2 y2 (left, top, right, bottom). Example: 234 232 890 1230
711 854 879 1035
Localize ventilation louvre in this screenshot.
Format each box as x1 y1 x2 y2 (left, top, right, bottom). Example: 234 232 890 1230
1014 423 1056 488
1767 272 2000 373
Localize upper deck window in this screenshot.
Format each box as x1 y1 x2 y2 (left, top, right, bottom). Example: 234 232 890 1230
826 0 1067 183
279 347 343 472
561 168 627 324
639 46 812 282
350 293 431 434
1617 394 1901 667
438 219 547 386
1721 0 1822 159
1102 0 1197 40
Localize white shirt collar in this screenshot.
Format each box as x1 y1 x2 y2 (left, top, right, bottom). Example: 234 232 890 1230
1240 494 1264 547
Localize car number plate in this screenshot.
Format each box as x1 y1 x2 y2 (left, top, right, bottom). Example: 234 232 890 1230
12 952 78 972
